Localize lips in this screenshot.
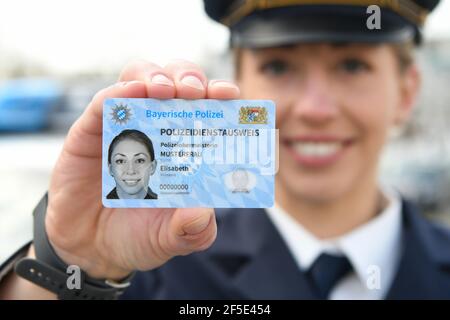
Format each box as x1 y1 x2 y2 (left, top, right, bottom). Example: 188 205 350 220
123 179 141 187
283 136 354 168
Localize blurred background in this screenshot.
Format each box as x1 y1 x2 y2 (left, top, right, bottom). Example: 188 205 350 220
0 0 449 263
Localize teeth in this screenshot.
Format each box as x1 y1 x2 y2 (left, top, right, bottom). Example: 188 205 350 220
292 142 341 157
124 179 139 185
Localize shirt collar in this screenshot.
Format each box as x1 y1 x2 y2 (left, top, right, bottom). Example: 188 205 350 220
266 189 403 292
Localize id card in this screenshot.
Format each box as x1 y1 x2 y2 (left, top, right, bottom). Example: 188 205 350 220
102 98 276 208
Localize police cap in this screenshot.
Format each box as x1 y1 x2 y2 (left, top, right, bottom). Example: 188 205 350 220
204 0 441 47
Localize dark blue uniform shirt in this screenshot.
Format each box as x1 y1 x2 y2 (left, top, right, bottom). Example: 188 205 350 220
121 201 450 299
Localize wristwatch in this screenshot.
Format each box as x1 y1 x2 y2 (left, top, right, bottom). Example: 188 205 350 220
14 193 135 300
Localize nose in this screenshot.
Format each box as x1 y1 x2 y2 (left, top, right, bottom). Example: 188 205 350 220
291 71 339 125
126 161 137 175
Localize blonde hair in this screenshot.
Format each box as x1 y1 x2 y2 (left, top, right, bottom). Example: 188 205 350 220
392 42 415 73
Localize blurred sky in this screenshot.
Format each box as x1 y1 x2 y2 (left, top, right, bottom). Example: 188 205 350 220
0 0 449 75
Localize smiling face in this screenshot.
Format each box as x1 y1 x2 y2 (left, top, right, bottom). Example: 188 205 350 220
109 139 156 197
237 43 419 205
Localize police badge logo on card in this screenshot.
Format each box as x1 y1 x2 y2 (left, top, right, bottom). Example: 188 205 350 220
102 98 276 208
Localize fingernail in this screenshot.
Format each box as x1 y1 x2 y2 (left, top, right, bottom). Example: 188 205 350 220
151 74 174 86
180 75 204 90
210 80 239 91
113 80 141 87
113 81 128 87
182 214 211 235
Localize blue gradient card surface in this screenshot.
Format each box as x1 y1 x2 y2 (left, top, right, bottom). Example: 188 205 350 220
102 98 276 208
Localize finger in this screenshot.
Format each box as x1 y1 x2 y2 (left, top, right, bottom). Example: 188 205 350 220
166 208 217 255
119 60 176 99
207 79 240 99
164 59 208 99
64 81 147 159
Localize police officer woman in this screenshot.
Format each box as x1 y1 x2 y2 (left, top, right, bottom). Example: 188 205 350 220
1 0 449 299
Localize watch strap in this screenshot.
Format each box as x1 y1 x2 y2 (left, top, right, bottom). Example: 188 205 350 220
15 258 121 299
15 193 134 299
0 241 31 283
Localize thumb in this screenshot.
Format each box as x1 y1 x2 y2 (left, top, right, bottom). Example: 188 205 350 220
168 208 217 255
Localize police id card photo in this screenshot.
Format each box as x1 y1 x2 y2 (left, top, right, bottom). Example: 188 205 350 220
102 98 276 208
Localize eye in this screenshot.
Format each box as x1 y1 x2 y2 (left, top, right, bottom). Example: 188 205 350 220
338 58 370 74
115 159 125 165
136 158 146 164
259 59 291 76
